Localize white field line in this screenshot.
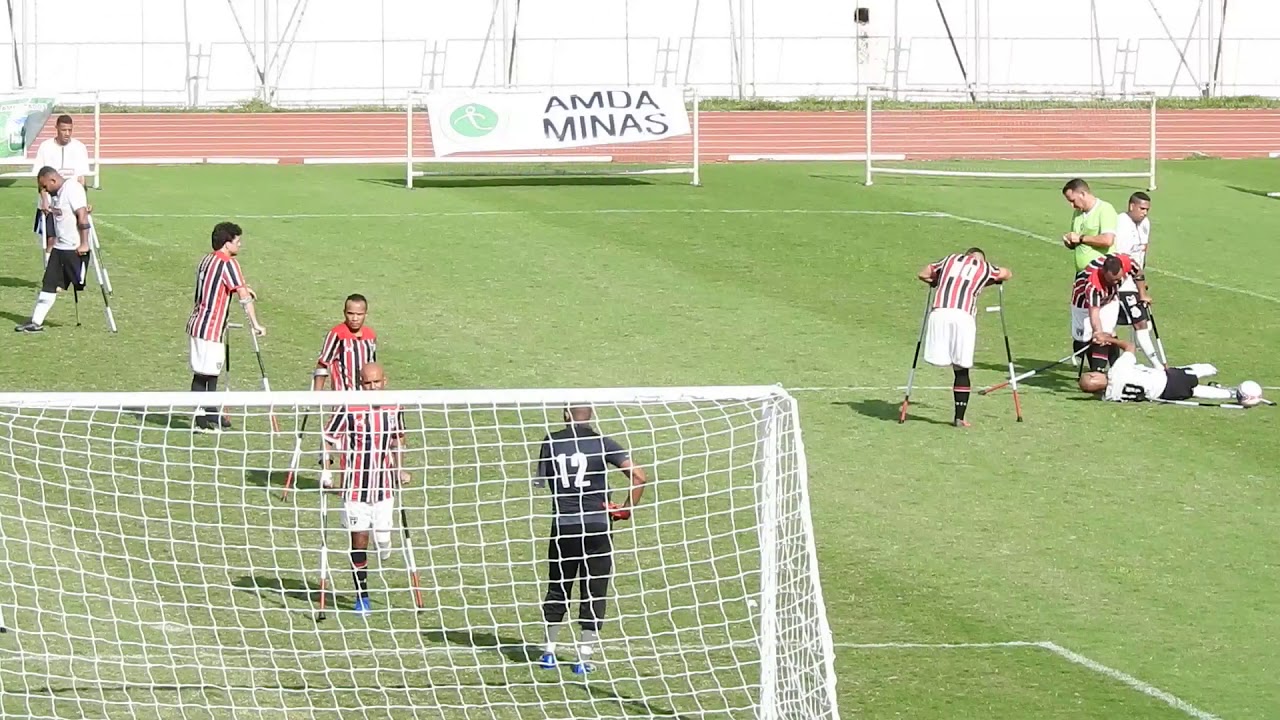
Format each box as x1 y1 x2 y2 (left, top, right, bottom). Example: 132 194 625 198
0 639 1222 718
93 218 162 247
786 385 1280 393
44 206 1272 306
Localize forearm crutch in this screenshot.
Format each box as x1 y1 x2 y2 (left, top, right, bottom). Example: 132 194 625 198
898 285 936 424
993 284 1023 422
315 488 333 622
395 468 425 610
242 316 282 433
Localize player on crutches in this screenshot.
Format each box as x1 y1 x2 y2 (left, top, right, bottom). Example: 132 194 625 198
903 248 1012 427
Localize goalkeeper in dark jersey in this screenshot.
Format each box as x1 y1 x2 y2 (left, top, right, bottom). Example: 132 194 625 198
533 404 647 675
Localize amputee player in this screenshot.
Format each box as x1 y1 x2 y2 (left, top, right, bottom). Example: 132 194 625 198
1070 253 1136 373
916 248 1013 427
185 222 266 433
313 293 378 393
534 404 648 674
1111 192 1163 366
31 115 91 267
13 167 93 334
1079 333 1259 406
321 362 409 616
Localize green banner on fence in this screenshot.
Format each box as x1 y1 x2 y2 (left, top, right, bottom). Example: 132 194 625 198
0 97 57 158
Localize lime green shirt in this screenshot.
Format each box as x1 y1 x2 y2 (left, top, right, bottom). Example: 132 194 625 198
1070 198 1118 272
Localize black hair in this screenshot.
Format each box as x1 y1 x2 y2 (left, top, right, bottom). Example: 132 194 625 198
1062 178 1090 194
211 222 243 251
36 166 60 181
345 293 368 306
1129 191 1151 205
1103 255 1123 275
55 114 73 126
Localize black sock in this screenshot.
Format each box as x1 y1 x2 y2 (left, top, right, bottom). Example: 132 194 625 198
1088 344 1109 372
1108 344 1121 365
351 550 369 599
190 374 204 393
953 368 971 422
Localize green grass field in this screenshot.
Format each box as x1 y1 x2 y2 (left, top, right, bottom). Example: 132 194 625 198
1 158 1278 720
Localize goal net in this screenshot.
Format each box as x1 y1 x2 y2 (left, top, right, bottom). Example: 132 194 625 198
864 87 1157 189
0 386 838 720
405 87 700 187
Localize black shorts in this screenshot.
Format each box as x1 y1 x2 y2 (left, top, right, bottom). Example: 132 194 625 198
42 249 88 293
1159 367 1198 401
1116 291 1149 326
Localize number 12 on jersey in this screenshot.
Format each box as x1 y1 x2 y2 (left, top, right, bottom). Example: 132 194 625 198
552 452 590 489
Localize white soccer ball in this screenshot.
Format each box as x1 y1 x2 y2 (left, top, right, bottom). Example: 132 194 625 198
1238 380 1263 407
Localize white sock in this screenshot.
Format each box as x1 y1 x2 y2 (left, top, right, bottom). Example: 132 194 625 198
375 531 392 560
1134 328 1160 364
1192 385 1233 401
578 629 598 663
30 291 56 326
545 623 561 654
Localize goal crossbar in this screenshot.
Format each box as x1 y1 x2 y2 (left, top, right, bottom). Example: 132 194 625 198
863 86 1157 189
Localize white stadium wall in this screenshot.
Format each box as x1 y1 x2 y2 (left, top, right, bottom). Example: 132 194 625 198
1 0 1279 107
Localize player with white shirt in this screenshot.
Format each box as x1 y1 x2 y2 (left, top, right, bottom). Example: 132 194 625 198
31 115 92 267
14 168 94 333
1111 192 1164 366
1078 334 1259 406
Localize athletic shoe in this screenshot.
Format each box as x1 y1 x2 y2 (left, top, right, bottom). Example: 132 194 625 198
193 418 221 434
353 596 372 616
13 322 43 333
218 414 233 429
571 661 595 675
537 653 557 670
953 419 971 428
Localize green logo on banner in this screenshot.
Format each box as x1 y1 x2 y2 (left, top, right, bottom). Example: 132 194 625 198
0 97 56 158
449 103 498 138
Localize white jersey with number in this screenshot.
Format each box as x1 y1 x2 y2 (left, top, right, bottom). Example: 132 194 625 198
1104 351 1167 402
1113 213 1151 270
51 178 90 251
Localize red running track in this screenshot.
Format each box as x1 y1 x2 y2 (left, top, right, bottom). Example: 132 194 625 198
20 109 1280 164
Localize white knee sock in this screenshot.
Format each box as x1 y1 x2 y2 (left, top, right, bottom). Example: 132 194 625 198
31 292 56 325
1192 385 1233 400
375 530 392 559
1133 327 1160 364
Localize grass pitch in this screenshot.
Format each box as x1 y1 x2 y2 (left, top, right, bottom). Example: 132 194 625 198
1 159 1278 719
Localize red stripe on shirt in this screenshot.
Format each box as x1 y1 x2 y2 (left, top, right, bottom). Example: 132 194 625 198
930 253 999 316
185 252 246 341
324 405 405 504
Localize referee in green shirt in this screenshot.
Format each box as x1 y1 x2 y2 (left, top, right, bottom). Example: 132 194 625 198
1061 178 1118 368
1061 178 1118 272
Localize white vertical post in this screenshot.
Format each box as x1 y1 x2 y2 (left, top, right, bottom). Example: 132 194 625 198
691 87 701 186
93 91 101 189
864 89 873 186
405 92 414 189
756 398 779 720
1147 93 1158 191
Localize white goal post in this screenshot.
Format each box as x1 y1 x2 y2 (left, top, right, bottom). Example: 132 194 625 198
405 87 701 187
0 90 102 189
0 385 839 720
864 86 1157 190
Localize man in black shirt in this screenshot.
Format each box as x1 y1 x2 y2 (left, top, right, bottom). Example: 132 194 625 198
533 404 647 674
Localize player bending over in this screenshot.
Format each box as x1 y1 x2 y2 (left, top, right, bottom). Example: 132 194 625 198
1079 334 1260 406
1071 253 1136 372
321 362 409 616
14 167 92 333
534 404 647 674
917 248 1013 427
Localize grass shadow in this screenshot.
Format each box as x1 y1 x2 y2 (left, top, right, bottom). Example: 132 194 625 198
0 310 62 328
421 627 542 665
361 176 653 190
1227 185 1280 200
244 468 299 491
972 358 1085 392
122 409 193 430
0 276 39 289
232 574 318 608
831 399 953 425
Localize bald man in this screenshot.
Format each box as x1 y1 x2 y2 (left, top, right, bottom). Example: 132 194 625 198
322 362 410 616
533 404 647 675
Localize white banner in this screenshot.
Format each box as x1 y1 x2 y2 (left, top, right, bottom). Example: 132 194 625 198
424 86 690 157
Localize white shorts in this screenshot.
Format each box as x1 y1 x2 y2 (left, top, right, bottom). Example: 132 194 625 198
189 336 225 376
340 497 395 533
923 308 977 369
1070 302 1120 342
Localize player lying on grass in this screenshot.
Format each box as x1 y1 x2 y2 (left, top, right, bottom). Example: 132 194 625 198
916 248 1013 427
534 404 647 674
321 362 409 616
1078 334 1263 407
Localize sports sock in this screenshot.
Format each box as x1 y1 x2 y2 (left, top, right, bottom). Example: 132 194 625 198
1108 344 1121 365
544 623 561 653
190 374 205 393
579 629 598 662
1134 327 1160 364
30 291 56 326
952 368 971 422
1192 385 1234 401
375 530 392 560
350 550 369 599
1087 344 1109 372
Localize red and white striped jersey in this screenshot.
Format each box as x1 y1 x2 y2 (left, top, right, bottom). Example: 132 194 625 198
317 324 378 391
324 405 406 504
186 251 246 342
929 253 1002 316
1071 253 1135 309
